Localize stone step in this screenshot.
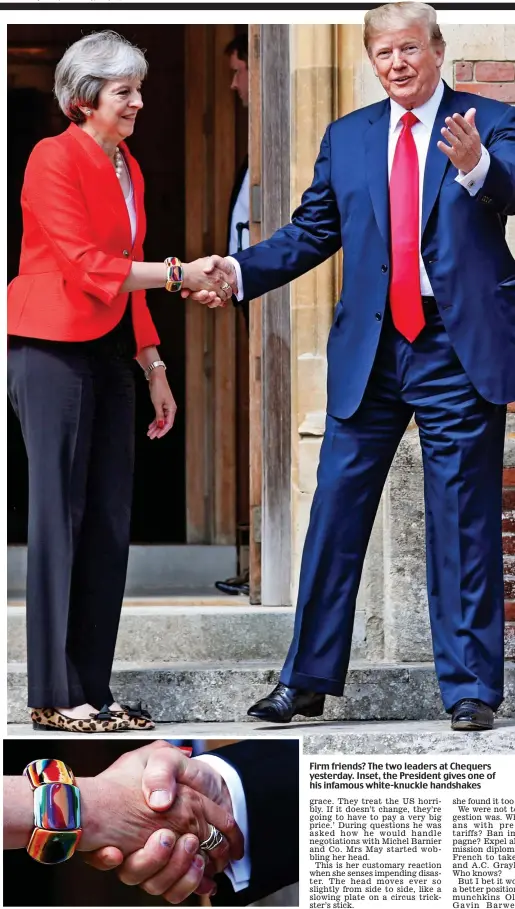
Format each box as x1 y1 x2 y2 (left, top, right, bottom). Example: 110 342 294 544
8 661 515 724
7 602 371 663
301 718 515 754
7 602 298 664
7 544 237 598
7 718 515 753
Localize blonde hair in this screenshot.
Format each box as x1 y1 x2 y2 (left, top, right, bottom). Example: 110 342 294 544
364 2 445 53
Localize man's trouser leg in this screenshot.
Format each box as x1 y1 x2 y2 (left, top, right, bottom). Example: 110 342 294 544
410 314 506 712
281 370 412 695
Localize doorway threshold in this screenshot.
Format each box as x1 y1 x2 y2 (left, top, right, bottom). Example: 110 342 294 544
7 544 237 598
121 593 250 606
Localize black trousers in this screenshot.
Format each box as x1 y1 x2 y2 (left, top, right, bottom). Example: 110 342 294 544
8 340 135 708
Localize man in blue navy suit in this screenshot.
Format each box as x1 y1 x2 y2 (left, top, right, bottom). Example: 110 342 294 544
204 2 515 731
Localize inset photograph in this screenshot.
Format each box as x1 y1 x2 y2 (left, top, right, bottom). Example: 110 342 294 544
3 738 299 906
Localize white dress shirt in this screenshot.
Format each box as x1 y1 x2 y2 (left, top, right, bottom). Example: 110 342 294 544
389 78 489 295
229 79 490 301
193 753 251 893
229 167 250 255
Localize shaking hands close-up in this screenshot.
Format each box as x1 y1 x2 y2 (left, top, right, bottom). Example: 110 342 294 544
4 739 300 907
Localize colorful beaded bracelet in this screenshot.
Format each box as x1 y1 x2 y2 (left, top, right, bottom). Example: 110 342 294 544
24 759 82 864
164 256 184 293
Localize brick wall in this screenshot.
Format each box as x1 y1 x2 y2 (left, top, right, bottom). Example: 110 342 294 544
455 59 515 102
453 62 515 656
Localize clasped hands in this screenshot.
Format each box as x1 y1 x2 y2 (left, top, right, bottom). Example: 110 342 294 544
79 741 244 904
181 112 482 312
181 256 238 308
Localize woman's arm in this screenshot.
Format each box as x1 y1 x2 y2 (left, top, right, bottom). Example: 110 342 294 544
3 776 105 851
134 346 177 438
23 141 229 303
122 260 230 296
3 777 35 850
4 744 243 858
136 345 162 372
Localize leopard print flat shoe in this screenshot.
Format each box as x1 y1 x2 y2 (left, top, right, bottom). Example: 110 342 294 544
31 705 130 733
111 702 155 731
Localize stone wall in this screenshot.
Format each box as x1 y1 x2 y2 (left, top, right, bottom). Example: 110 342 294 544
289 22 515 662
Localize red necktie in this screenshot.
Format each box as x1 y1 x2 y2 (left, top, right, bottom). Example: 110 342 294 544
389 111 425 342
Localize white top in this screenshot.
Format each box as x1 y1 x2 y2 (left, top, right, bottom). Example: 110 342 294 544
229 167 250 255
388 78 489 295
230 79 490 301
120 154 137 245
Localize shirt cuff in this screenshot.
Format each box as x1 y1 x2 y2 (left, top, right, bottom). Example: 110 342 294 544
193 754 251 893
455 144 490 196
225 256 244 301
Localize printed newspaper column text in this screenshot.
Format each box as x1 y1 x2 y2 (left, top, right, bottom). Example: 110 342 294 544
309 760 443 906
452 795 515 909
307 759 514 907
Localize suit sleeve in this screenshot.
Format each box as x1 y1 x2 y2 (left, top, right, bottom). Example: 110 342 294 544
210 740 300 906
22 141 132 306
233 124 342 301
476 104 515 215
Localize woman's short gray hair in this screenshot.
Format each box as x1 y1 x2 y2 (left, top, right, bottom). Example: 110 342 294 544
364 2 445 53
54 30 148 123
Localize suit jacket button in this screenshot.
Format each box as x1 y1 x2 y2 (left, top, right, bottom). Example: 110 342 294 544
381 264 388 273
375 312 382 321
122 249 130 257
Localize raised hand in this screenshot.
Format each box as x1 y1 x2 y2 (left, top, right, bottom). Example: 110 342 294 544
437 108 482 174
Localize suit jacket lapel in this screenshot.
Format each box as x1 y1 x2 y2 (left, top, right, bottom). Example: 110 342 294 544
421 81 459 236
364 100 391 250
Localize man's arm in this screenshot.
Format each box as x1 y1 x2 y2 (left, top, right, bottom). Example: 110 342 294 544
469 105 515 214
219 124 342 303
206 740 300 906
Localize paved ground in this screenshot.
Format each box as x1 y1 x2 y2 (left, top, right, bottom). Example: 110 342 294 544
8 718 515 754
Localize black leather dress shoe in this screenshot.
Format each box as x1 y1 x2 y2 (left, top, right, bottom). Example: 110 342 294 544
214 570 250 596
451 699 494 731
247 683 325 723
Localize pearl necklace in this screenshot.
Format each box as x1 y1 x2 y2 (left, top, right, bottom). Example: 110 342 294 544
114 147 124 180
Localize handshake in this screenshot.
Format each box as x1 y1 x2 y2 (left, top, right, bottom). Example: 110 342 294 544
180 256 239 308
82 741 243 902
6 741 243 905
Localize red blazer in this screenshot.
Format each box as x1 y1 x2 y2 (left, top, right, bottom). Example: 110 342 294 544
8 123 160 353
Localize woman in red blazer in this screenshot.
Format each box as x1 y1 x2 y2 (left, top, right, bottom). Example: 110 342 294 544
8 31 230 733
